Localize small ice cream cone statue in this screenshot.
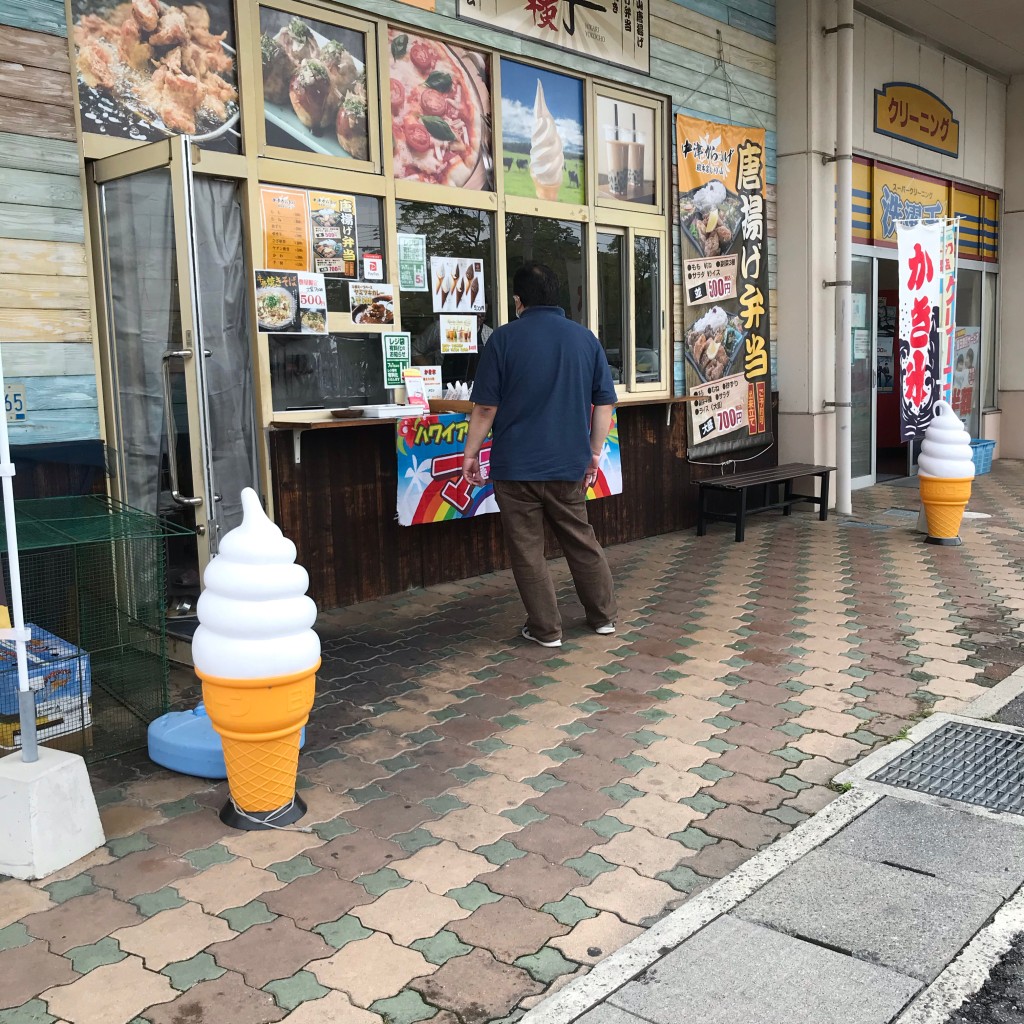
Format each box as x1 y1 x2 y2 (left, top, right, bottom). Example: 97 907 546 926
917 400 975 546
530 81 564 202
192 489 320 829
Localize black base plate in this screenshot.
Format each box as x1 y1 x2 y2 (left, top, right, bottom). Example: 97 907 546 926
219 793 307 831
925 535 962 546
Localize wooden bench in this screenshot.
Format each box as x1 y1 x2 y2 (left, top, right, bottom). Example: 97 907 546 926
697 463 836 542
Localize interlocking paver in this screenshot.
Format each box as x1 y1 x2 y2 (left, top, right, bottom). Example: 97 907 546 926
449 897 569 962
549 911 643 965
144 968 287 1024
477 853 584 909
570 866 677 925
208 917 331 988
259 871 374 929
173 858 286 915
0 942 79 1009
23 890 142 954
112 902 234 970
42 955 175 1024
350 881 470 944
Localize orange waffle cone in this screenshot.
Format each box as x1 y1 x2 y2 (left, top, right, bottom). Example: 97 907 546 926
220 732 301 812
199 663 318 814
918 476 972 543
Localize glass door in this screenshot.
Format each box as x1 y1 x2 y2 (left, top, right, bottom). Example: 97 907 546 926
90 137 259 633
851 255 876 487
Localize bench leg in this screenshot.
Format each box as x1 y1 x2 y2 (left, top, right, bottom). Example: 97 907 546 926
819 472 830 521
783 479 793 516
697 486 707 536
735 488 747 542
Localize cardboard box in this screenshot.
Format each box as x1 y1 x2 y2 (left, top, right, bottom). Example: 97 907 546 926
0 625 91 717
0 695 92 753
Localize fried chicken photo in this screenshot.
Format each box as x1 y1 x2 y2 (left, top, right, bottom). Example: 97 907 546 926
73 0 237 140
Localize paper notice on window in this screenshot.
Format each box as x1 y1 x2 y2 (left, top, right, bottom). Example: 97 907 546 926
440 314 478 354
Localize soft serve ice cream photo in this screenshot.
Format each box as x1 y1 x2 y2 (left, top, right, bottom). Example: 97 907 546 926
499 59 584 203
193 488 320 828
917 400 976 546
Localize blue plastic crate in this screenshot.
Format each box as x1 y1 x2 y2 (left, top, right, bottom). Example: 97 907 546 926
971 439 996 475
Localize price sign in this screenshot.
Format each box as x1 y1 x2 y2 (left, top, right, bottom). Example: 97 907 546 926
684 255 738 308
5 384 26 423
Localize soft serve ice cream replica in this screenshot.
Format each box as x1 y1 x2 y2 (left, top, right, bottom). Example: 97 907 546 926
530 81 564 202
917 400 975 546
192 489 320 828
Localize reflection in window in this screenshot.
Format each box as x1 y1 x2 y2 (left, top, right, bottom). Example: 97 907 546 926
596 232 625 384
323 195 385 313
634 235 661 384
269 333 386 410
395 202 495 385
504 215 584 323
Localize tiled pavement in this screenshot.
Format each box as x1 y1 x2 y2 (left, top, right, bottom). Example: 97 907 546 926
4 464 1024 1024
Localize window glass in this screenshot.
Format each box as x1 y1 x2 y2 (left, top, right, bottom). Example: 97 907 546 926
504 215 584 323
983 272 997 409
387 29 493 190
259 6 369 161
269 333 386 410
395 202 495 385
956 268 982 437
596 232 625 384
634 234 662 384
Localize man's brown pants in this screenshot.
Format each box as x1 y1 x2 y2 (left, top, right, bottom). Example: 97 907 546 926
492 479 616 643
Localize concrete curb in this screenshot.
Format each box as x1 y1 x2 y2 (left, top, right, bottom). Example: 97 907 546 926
523 665 1024 1024
520 788 881 1024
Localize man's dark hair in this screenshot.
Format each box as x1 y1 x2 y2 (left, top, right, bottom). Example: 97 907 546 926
512 263 560 308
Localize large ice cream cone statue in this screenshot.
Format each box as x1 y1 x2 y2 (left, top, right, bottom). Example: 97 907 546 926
192 489 320 828
917 401 975 546
530 81 564 202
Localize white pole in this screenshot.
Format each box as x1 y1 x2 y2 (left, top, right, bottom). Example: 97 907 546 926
0 345 36 762
835 0 854 514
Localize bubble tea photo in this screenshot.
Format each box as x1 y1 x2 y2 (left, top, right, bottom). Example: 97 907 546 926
597 96 655 204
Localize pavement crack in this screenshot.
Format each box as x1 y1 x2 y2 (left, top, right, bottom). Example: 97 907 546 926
790 931 855 958
881 859 937 878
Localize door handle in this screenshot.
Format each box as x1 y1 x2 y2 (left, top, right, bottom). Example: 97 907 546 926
161 349 203 508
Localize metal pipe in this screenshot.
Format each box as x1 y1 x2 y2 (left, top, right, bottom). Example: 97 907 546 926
835 0 854 514
0 345 36 761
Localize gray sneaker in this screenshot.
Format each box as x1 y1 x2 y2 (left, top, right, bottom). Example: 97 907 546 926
522 626 562 648
594 623 616 635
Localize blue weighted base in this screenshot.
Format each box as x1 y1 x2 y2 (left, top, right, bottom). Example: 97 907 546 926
148 704 306 780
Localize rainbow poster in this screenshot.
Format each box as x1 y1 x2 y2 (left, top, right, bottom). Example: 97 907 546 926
396 412 622 526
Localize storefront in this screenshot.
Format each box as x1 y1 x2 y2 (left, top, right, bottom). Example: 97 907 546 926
60 0 777 613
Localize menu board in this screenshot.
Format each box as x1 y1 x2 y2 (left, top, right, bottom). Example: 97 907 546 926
309 191 358 278
260 186 310 272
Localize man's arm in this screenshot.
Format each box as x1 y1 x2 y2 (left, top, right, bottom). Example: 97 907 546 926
584 404 615 488
462 404 498 487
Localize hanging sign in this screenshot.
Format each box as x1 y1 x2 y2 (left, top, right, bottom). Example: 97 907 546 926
677 116 772 458
457 0 648 73
308 192 358 279
874 83 959 158
938 222 958 405
897 221 943 440
396 412 621 526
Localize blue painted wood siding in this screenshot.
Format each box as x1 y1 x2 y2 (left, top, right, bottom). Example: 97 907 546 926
0 1 99 447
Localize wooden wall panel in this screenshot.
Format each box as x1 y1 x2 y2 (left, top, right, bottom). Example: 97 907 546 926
271 401 779 609
0 1 99 451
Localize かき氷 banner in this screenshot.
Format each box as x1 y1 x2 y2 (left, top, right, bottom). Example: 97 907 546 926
677 116 772 458
897 221 944 440
396 412 622 526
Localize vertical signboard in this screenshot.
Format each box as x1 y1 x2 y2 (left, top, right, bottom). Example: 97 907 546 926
677 116 771 457
897 221 943 440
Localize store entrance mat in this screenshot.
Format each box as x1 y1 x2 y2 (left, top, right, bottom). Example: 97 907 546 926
870 721 1024 815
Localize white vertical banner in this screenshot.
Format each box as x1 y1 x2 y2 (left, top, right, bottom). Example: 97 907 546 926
897 220 944 440
938 220 959 408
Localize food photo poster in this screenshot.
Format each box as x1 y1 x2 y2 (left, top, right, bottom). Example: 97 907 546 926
500 59 584 205
71 0 240 152
259 6 369 161
254 270 328 334
388 28 493 190
430 258 485 313
596 95 656 205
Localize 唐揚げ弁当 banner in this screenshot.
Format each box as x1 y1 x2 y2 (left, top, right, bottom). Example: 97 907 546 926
677 116 772 458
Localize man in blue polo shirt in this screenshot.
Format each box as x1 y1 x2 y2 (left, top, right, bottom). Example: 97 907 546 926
462 262 618 649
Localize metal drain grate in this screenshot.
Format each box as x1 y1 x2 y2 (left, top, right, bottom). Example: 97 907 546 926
870 722 1024 814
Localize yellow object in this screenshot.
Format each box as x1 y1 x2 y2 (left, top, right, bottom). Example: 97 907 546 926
919 476 972 541
199 662 318 813
0 606 10 629
706 209 719 231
